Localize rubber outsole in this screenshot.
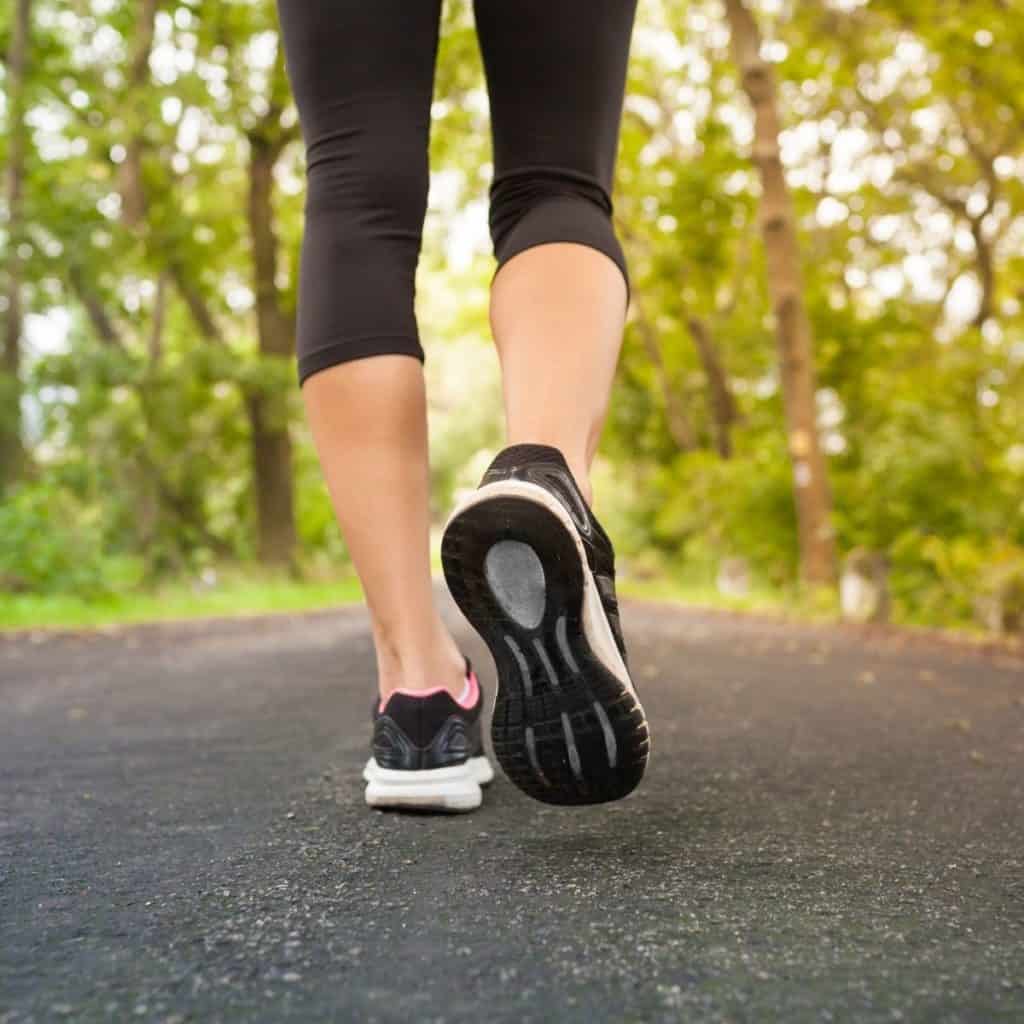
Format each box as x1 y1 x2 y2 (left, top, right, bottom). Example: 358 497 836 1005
441 488 650 806
363 755 494 812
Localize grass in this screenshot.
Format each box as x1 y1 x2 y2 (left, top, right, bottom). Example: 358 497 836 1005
618 574 790 615
0 552 1002 646
616 565 1013 648
616 570 842 622
0 552 833 635
0 571 365 632
1 571 802 634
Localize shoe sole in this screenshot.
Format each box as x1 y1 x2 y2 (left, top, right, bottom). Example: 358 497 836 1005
441 480 650 806
363 755 494 812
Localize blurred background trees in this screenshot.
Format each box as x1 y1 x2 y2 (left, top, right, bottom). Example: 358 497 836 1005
1 0 1021 631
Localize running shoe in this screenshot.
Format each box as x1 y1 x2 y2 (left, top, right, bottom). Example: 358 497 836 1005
363 654 494 812
440 443 650 805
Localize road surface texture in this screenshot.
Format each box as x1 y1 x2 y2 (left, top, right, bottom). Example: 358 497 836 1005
2 593 1022 1023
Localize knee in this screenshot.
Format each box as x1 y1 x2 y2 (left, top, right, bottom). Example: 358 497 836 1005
294 131 431 386
304 131 429 237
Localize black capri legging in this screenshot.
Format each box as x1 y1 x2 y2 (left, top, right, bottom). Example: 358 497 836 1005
275 1 638 385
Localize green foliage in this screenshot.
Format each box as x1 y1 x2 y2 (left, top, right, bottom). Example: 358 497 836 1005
603 0 1024 624
618 433 799 587
0 480 142 597
3 0 1023 637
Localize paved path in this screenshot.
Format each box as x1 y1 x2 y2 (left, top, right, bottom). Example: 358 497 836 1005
1 596 1022 1022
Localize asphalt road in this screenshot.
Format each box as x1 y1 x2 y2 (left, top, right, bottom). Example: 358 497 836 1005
2 594 1022 1023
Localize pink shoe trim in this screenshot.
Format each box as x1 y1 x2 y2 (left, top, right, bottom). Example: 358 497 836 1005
378 667 479 713
458 668 480 709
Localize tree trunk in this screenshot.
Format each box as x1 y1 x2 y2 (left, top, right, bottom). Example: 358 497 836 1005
119 0 159 230
686 314 738 459
633 307 697 452
148 272 168 364
244 390 297 569
246 134 297 569
1 0 31 491
69 264 121 346
969 216 995 329
724 0 836 585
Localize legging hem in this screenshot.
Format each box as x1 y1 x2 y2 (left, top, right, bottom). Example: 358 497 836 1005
297 335 425 386
491 194 631 306
492 236 631 308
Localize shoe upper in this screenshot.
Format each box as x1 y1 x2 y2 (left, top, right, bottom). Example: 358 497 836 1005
371 655 484 771
478 443 630 674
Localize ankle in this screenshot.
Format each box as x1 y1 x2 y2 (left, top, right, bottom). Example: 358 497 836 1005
373 621 466 701
550 450 592 507
567 459 593 508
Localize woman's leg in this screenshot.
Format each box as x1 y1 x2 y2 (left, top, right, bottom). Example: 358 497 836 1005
485 244 626 508
276 0 464 698
474 0 639 507
303 361 464 699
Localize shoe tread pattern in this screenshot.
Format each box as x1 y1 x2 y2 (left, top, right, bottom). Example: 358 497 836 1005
442 494 649 806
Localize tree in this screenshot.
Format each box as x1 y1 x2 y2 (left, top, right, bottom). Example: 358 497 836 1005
723 0 837 586
1 0 31 491
244 44 299 568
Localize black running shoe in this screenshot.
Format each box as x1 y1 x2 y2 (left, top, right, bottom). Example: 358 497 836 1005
363 654 494 812
440 443 650 805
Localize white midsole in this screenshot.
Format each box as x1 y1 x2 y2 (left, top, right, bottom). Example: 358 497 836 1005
363 755 493 811
444 479 638 698
362 755 494 786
